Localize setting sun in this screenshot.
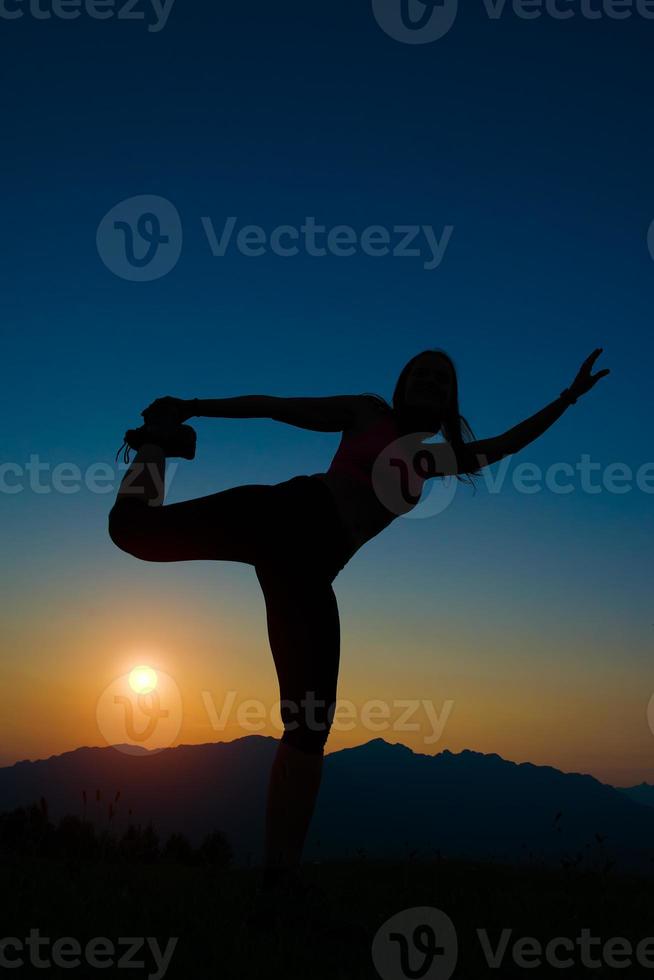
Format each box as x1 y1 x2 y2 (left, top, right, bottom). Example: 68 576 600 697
129 665 158 695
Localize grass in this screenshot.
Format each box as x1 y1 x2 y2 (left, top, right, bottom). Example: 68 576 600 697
1 848 653 979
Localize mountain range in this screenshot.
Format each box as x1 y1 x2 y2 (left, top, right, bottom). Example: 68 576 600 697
2 737 653 873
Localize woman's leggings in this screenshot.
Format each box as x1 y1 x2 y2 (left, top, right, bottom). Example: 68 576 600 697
108 474 357 755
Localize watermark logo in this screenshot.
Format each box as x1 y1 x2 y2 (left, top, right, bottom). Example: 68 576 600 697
373 908 654 973
371 433 460 518
0 931 177 977
201 215 454 272
647 692 654 740
96 201 453 281
201 216 452 269
96 666 183 755
202 690 454 746
372 907 458 980
647 219 654 263
0 457 180 496
367 439 654 519
96 195 182 282
0 0 176 32
372 0 459 44
3 450 653 504
373 0 654 44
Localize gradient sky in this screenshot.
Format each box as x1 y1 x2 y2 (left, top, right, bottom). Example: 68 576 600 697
1 1 653 785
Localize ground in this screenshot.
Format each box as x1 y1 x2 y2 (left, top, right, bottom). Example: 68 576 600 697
1 851 653 979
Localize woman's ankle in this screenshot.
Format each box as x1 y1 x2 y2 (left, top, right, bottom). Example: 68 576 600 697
115 450 166 507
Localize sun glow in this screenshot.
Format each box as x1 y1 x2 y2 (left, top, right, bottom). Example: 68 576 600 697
129 665 158 695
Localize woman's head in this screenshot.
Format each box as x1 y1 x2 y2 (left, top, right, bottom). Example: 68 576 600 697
396 350 454 429
362 348 478 482
392 349 464 430
388 348 478 484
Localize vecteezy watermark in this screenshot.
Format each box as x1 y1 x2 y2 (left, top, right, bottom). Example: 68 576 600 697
372 432 460 519
97 196 183 281
4 448 654 503
475 930 654 970
0 0 176 31
372 907 459 980
370 433 654 520
201 216 453 271
372 0 460 44
0 932 177 978
202 691 454 745
372 0 654 44
371 907 654 978
96 667 183 755
647 692 654 740
96 195 454 281
0 457 179 495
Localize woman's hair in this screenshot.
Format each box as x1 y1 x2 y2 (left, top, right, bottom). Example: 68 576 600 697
363 348 480 488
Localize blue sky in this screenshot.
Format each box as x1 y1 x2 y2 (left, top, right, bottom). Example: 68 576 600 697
1 1 653 781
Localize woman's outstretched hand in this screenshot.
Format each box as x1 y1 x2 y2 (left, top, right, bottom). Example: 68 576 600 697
568 348 610 400
141 396 193 426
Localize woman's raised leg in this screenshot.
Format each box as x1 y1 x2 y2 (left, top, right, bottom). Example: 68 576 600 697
108 439 276 565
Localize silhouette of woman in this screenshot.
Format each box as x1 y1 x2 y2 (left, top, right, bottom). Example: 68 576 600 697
107 346 609 920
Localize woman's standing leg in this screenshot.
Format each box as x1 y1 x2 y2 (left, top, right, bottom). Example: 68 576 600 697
254 565 341 887
264 744 325 879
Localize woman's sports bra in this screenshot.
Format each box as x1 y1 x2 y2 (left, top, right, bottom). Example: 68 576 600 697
321 403 437 544
326 408 398 488
326 405 428 502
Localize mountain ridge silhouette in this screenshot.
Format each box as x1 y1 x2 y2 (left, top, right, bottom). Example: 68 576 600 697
2 737 652 872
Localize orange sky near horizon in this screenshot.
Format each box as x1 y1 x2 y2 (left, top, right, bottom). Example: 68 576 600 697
3 556 652 789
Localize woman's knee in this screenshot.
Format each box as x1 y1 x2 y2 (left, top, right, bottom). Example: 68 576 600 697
281 727 330 755
108 501 156 560
279 695 336 754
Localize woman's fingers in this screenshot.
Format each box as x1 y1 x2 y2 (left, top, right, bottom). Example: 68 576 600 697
142 396 171 415
577 349 606 385
570 351 609 397
583 348 603 372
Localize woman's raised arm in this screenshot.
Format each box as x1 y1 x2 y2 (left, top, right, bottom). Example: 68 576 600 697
460 396 572 473
457 348 611 474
